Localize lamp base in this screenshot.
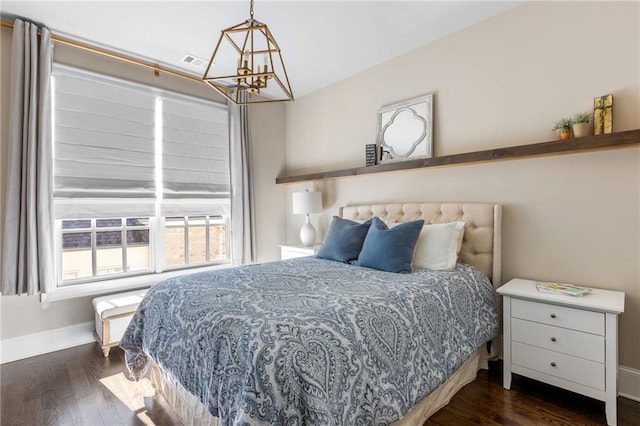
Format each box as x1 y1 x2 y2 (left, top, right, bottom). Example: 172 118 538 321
300 216 316 246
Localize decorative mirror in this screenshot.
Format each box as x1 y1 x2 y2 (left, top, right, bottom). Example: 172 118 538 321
377 94 433 162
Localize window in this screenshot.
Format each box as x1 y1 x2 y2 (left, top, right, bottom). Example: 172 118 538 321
164 215 227 267
60 217 152 285
52 64 231 286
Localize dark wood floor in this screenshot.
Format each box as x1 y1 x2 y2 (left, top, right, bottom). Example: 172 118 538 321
1 343 639 425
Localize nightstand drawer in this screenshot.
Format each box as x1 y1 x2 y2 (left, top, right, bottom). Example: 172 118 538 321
511 298 604 335
511 318 604 362
512 341 604 390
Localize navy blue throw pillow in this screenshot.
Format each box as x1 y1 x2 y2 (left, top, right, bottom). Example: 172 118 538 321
316 216 373 263
355 217 425 273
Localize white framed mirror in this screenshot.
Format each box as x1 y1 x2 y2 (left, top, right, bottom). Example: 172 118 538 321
377 94 433 162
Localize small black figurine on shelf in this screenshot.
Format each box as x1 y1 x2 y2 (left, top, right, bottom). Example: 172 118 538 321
365 144 377 166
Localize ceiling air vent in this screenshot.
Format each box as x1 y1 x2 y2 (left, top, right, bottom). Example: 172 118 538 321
181 54 208 69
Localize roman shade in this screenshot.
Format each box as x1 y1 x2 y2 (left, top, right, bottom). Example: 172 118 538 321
53 65 156 199
161 95 229 199
160 94 230 217
52 64 231 219
53 65 156 218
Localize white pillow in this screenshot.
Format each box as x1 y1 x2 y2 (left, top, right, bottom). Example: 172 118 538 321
412 222 465 270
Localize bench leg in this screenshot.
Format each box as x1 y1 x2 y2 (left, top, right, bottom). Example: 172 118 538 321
102 347 110 357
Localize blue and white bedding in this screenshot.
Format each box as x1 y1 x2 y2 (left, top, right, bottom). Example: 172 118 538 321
121 257 498 425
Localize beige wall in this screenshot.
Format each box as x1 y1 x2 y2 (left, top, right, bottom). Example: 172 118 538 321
284 1 640 369
250 101 287 263
0 26 286 339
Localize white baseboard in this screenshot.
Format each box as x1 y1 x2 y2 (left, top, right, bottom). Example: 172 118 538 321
0 321 95 364
619 365 640 402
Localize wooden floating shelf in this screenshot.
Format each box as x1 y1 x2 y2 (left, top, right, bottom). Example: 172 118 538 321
275 129 640 184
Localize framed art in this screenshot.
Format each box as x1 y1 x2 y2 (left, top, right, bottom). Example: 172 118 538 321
594 94 613 135
377 94 433 162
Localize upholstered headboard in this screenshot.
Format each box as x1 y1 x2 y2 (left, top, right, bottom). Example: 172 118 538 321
339 202 502 287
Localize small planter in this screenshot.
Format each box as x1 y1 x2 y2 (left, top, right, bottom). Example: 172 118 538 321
572 122 591 138
553 117 573 141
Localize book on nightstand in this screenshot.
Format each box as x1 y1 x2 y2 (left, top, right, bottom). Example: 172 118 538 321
535 281 592 297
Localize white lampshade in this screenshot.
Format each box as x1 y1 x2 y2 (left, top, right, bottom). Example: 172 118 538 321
292 191 322 215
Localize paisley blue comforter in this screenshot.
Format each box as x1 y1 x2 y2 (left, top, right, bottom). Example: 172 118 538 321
121 257 498 425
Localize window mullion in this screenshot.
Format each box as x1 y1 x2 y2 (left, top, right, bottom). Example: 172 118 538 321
155 217 164 273
205 216 210 262
154 96 163 273
229 217 232 262
56 220 63 285
91 219 97 277
122 225 128 273
184 217 189 265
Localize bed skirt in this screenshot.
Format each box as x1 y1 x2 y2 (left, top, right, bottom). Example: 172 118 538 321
149 345 488 426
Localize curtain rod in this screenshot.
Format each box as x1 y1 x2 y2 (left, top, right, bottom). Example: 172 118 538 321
0 20 203 84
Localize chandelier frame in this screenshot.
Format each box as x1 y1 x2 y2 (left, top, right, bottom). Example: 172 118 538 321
202 1 294 105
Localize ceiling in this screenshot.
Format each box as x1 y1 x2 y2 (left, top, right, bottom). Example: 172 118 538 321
1 1 521 99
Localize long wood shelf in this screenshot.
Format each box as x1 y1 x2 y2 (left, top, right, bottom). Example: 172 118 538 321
275 129 640 184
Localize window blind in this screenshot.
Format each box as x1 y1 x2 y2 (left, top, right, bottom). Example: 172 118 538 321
52 64 230 219
53 65 156 201
161 95 230 199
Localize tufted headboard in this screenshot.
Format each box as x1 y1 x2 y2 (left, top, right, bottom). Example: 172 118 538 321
339 202 502 287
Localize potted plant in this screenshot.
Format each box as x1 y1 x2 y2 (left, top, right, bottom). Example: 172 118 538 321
553 117 573 140
572 112 591 138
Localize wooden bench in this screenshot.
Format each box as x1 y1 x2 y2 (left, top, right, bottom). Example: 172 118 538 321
92 289 148 357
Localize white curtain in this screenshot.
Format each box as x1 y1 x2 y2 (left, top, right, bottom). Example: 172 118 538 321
228 95 256 265
1 19 54 295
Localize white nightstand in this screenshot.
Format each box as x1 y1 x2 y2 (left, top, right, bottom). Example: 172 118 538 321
279 244 319 260
497 278 625 426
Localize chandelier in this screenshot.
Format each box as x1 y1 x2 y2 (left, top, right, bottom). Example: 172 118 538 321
202 0 294 104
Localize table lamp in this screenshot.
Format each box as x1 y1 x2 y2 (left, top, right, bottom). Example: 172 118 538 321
292 190 322 246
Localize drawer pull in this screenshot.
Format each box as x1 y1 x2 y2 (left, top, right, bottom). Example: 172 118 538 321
551 337 557 342
550 362 557 367
550 313 557 319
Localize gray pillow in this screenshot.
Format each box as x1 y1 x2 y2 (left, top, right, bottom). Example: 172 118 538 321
316 216 372 263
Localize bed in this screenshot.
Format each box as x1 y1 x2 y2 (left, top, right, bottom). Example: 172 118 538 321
121 202 502 425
